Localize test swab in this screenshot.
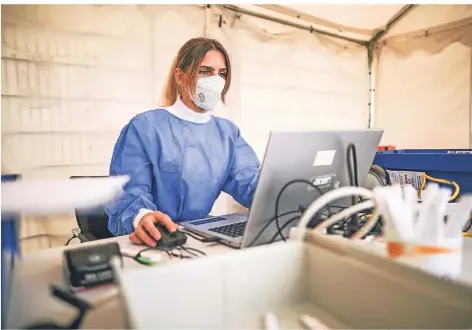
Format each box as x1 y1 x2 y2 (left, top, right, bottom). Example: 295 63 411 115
421 187 451 243
300 314 330 330
415 183 440 238
445 196 472 237
263 312 279 330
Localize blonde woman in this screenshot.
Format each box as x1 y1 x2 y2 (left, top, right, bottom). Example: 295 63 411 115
106 38 260 247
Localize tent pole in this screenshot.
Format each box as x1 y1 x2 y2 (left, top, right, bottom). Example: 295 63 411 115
367 46 375 129
218 4 368 46
368 4 417 47
366 4 418 129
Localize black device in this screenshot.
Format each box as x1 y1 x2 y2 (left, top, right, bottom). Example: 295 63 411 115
155 224 188 249
63 242 122 292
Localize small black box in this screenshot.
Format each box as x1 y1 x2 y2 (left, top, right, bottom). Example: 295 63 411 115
63 242 122 292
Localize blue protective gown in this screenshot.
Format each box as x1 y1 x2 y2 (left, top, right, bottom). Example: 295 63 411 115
105 100 260 236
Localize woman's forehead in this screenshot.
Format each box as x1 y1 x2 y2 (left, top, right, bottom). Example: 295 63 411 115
200 49 227 70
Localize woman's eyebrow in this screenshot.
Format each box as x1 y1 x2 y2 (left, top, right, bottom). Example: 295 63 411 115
200 65 227 71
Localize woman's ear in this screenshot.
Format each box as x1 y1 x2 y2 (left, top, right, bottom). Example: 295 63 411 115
174 68 186 88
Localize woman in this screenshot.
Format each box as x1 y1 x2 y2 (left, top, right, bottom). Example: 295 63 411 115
105 37 260 247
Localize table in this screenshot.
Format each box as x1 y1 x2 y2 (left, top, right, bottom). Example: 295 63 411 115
6 235 232 329
7 234 472 329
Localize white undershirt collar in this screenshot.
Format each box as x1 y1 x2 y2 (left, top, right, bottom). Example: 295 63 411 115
165 97 212 124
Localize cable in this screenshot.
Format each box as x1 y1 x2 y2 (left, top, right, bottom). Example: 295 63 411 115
369 165 389 186
268 215 300 244
294 186 374 239
346 143 359 188
123 246 164 266
179 245 206 256
314 200 375 232
275 179 331 242
177 246 199 257
247 210 301 247
173 247 188 259
180 229 221 243
418 174 460 202
350 212 381 239
65 234 77 246
463 217 472 233
346 143 361 232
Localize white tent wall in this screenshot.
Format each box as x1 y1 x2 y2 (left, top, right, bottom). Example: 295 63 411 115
2 5 152 251
374 5 472 148
1 4 368 252
213 6 369 161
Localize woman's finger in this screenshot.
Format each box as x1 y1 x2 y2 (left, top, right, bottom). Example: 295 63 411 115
142 218 162 241
154 212 178 232
135 225 157 247
129 232 144 245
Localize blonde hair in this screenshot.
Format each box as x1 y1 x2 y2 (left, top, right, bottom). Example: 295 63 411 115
161 37 232 107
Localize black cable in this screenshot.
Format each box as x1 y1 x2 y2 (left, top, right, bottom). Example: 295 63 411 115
121 254 152 266
121 246 158 266
135 246 155 257
346 143 359 204
180 229 221 243
175 247 185 259
345 143 361 234
463 217 472 233
177 246 199 258
247 210 301 247
268 216 300 244
275 179 331 242
179 245 206 256
65 235 77 246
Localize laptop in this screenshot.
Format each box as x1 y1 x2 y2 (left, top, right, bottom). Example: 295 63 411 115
180 129 384 248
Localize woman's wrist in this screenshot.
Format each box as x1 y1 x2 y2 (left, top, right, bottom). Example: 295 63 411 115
133 208 155 229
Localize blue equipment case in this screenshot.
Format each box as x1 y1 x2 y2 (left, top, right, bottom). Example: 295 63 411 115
1 174 21 328
373 149 472 197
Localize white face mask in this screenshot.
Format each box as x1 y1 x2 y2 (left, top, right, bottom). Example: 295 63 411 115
192 75 226 111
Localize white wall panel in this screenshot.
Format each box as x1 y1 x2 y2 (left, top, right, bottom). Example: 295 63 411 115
1 4 205 252
375 24 472 148
229 14 369 160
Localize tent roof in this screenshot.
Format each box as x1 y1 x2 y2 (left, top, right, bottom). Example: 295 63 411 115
222 4 472 45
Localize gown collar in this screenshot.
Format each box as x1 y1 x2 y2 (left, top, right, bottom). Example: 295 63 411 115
165 97 212 124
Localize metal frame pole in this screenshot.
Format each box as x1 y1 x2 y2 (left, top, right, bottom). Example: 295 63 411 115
218 4 368 47
366 5 418 128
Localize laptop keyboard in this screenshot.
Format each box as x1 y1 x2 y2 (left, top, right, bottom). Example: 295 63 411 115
208 221 247 238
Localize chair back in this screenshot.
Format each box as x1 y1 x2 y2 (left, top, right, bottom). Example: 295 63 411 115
70 176 114 240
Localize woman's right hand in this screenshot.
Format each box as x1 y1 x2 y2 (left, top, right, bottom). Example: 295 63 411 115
129 211 178 247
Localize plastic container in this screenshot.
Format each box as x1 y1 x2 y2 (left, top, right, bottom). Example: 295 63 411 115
386 237 464 280
373 149 472 197
118 233 472 329
1 174 21 325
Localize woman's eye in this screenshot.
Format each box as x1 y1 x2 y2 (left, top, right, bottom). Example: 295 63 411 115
199 70 211 76
219 72 227 79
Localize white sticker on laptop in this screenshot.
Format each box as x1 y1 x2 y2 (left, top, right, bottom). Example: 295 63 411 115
313 150 336 167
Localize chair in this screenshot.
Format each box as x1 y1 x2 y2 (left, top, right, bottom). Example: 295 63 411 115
69 176 115 243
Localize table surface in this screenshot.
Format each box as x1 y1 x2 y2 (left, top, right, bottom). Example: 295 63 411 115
6 235 232 329
6 234 472 329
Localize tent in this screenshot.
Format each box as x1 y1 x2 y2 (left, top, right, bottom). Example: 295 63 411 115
1 4 471 251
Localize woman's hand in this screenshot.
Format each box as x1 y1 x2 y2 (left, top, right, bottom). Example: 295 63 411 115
129 211 178 247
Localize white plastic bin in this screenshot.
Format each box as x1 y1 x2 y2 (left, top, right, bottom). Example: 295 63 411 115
118 233 472 329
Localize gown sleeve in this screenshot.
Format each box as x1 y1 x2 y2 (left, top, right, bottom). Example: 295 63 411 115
105 116 157 236
222 129 260 208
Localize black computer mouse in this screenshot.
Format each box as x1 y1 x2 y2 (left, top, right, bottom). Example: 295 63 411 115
154 224 188 249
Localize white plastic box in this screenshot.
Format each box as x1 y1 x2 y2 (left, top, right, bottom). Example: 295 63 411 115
118 232 472 329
